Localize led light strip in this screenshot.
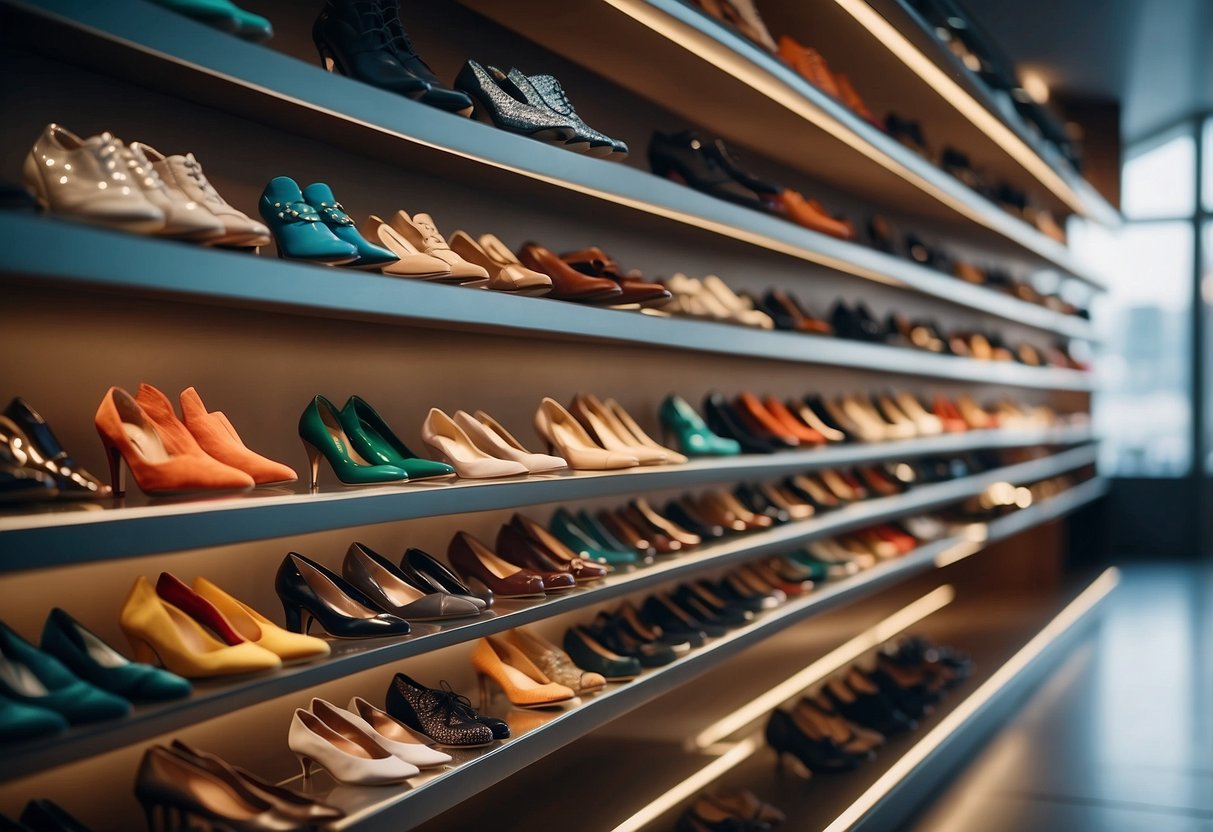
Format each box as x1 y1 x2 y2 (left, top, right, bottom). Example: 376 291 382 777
832 0 1087 216
822 566 1120 831
691 584 957 750
599 0 1079 250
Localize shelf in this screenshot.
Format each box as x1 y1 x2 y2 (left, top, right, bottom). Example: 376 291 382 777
458 0 1107 288
300 488 1111 831
0 409 1096 570
0 216 1097 393
0 448 1102 783
3 0 1106 317
762 0 1120 228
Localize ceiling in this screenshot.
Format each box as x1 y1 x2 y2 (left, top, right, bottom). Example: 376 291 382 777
969 0 1213 144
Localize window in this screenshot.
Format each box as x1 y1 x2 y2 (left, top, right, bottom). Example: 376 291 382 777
1122 133 1196 220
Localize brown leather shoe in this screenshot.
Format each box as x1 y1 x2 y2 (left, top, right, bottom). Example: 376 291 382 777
447 531 546 598
735 392 799 446
775 190 854 239
562 247 673 307
493 523 578 591
517 242 622 303
778 36 840 97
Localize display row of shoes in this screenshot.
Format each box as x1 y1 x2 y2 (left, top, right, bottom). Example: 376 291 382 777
763 635 972 777
678 786 785 832
20 122 1088 324
683 0 1073 242
0 384 1078 503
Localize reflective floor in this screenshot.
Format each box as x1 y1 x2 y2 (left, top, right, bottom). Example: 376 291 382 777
907 560 1213 832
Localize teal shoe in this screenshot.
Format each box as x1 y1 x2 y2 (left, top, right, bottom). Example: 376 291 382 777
340 396 456 481
0 693 67 742
0 621 129 725
301 183 399 270
41 609 191 704
149 0 272 40
659 395 742 456
575 509 641 564
551 508 636 566
299 395 409 488
259 177 359 264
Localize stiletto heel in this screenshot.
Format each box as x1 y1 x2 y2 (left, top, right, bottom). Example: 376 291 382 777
297 753 313 780
103 439 125 496
303 441 322 489
478 672 492 710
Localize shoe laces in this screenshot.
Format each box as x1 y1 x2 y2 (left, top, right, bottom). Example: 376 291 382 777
181 156 226 207
116 143 169 195
430 680 479 724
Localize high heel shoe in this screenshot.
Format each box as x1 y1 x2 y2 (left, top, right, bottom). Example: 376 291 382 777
340 396 455 480
298 395 409 488
3 398 109 497
39 608 191 703
190 577 331 663
289 705 417 785
454 60 577 144
118 577 281 679
346 697 452 768
297 183 398 269
447 531 546 598
176 388 297 485
570 393 671 465
95 387 254 496
258 177 359 264
421 408 530 478
0 620 129 725
166 740 344 824
534 398 639 470
275 553 412 638
135 746 296 832
601 398 687 463
765 707 865 775
458 410 567 473
702 393 777 454
398 547 491 609
549 508 637 566
506 627 606 694
659 395 741 457
472 636 576 709
343 542 481 620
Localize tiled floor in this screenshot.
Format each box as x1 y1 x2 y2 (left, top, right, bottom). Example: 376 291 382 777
907 561 1213 832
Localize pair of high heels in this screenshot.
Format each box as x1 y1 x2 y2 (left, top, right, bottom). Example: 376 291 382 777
276 545 490 637
456 60 627 157
0 398 109 502
135 740 340 831
259 177 397 267
535 394 686 470
96 385 295 496
447 527 576 598
472 635 578 710
289 696 450 785
120 573 329 679
300 394 454 488
422 408 565 479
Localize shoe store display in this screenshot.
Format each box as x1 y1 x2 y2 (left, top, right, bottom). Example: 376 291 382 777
0 0 1115 827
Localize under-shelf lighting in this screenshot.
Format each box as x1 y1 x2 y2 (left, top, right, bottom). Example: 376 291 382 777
691 583 956 750
933 523 989 568
820 567 1120 832
831 0 1087 216
600 0 1074 246
611 584 955 831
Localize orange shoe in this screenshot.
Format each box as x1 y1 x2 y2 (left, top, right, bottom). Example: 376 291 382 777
95 387 254 496
763 396 826 444
777 36 840 97
834 73 881 127
776 190 855 239
178 387 297 486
